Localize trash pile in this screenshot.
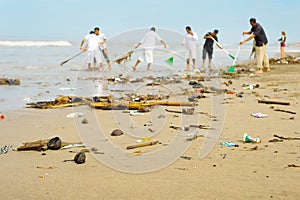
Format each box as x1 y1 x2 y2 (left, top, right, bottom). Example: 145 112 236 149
0 78 20 85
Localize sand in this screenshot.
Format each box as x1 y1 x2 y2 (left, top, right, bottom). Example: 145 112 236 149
0 63 299 200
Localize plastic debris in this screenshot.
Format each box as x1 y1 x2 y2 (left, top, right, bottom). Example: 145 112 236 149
66 112 85 118
220 141 239 147
251 112 268 118
186 132 197 141
0 145 12 154
243 133 261 143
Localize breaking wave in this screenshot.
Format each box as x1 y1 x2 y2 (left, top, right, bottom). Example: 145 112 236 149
0 40 72 47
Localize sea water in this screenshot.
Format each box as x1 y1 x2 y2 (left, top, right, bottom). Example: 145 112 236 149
0 35 299 112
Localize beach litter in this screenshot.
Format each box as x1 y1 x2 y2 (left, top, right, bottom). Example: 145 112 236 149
26 96 88 109
242 83 259 90
219 141 239 147
61 143 86 150
258 99 290 106
129 110 144 116
136 137 151 143
180 156 192 160
66 112 85 118
273 134 300 141
268 139 284 143
287 164 300 168
0 145 13 154
243 133 261 143
0 78 20 85
17 138 83 151
251 112 268 118
185 132 198 141
273 108 296 115
126 141 159 150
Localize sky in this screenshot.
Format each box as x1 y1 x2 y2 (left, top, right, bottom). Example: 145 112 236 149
0 0 299 44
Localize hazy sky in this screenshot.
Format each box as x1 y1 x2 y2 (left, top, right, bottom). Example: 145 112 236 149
0 0 299 44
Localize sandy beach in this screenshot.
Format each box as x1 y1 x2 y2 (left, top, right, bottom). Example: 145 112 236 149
0 61 300 199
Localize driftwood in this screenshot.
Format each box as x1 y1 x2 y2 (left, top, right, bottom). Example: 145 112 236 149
274 134 300 141
170 124 210 131
26 96 88 109
287 164 300 168
258 100 290 105
274 109 296 114
165 109 182 114
90 101 195 111
17 139 83 151
126 141 159 150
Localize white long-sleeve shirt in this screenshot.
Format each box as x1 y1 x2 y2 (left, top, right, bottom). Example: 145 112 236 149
183 32 198 50
140 30 163 49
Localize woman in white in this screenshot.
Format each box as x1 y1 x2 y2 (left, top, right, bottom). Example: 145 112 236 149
182 26 198 70
132 27 167 71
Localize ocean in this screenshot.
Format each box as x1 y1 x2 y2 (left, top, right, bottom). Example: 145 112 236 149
1 30 299 112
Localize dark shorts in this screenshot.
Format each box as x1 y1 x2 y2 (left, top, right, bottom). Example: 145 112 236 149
202 48 213 59
280 43 285 47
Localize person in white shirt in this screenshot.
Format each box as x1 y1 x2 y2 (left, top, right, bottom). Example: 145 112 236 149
94 27 112 70
80 30 103 71
132 27 167 71
182 26 198 70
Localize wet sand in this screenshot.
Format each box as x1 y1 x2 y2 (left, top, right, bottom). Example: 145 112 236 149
0 63 299 199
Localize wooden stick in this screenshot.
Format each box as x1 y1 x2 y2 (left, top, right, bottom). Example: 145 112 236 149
90 101 195 110
165 109 182 114
17 139 82 151
274 134 300 140
126 141 159 150
274 109 296 114
258 100 290 105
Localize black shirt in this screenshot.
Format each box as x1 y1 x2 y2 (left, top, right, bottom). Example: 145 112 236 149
203 32 218 50
251 23 268 46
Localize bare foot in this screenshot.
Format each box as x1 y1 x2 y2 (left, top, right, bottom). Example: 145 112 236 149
132 66 136 71
264 68 271 72
186 64 190 71
255 69 263 74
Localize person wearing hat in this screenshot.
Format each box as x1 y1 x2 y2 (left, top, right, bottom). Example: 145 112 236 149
132 27 167 71
240 18 270 73
201 29 222 72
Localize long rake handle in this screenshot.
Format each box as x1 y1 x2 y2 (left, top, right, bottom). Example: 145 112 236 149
210 37 235 60
60 51 84 66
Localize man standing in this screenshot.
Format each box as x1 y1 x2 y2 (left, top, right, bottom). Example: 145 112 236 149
201 29 221 72
94 27 112 70
80 30 104 71
132 27 167 71
240 18 270 73
182 26 198 70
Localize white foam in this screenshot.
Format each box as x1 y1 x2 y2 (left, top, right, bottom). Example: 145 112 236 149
0 40 72 47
